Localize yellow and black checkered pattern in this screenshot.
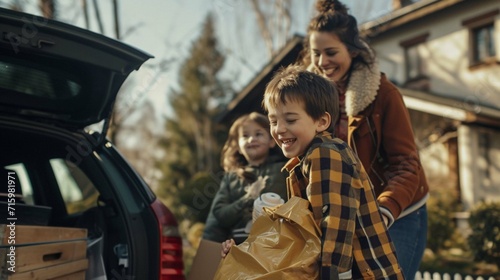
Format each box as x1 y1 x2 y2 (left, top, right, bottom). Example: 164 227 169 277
284 131 404 280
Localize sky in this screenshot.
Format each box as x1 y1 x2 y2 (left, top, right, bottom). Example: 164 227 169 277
111 0 391 121
1 0 392 121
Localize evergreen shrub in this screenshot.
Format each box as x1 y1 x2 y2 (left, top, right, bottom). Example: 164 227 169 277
467 201 500 268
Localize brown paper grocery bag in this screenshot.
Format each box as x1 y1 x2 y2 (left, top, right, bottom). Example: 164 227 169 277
214 196 321 280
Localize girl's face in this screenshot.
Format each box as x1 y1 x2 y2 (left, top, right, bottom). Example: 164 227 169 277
267 99 330 159
309 31 354 83
237 120 275 166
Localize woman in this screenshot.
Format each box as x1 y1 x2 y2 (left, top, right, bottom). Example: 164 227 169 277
302 1 429 278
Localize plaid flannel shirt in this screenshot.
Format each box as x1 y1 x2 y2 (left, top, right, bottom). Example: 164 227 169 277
284 132 404 280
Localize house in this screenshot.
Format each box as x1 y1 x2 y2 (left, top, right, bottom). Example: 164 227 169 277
219 0 500 212
361 0 500 211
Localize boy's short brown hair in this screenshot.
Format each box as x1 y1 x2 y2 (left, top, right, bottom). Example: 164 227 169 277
262 64 339 132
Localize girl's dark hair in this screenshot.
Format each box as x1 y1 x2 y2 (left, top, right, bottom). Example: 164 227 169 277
221 112 281 181
301 0 374 70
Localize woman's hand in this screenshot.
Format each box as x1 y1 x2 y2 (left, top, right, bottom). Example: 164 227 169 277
221 239 235 258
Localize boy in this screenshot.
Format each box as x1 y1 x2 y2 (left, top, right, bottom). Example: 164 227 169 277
262 65 404 279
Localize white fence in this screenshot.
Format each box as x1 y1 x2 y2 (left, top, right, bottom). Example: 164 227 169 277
415 271 497 280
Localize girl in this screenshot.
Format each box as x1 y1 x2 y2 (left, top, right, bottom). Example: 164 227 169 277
203 112 287 244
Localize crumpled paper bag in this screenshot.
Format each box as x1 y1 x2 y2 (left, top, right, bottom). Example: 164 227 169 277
214 196 321 280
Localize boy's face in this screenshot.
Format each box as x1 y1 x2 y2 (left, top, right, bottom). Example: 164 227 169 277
267 98 330 158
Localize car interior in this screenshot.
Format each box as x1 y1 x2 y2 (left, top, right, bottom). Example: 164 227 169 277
0 122 129 277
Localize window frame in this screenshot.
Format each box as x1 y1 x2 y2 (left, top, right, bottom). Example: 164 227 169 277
462 9 499 69
400 33 430 89
49 158 100 215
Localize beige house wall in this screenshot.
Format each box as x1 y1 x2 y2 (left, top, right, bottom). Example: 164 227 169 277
365 0 500 208
370 1 500 109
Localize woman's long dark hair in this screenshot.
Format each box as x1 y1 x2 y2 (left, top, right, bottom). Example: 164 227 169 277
300 0 375 71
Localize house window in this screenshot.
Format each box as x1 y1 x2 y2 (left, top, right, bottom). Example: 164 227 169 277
462 9 499 68
472 24 495 64
400 33 429 90
406 44 423 80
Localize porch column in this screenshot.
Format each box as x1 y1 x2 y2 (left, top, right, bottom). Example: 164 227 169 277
457 124 478 210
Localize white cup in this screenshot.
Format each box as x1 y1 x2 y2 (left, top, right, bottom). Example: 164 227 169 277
252 192 284 222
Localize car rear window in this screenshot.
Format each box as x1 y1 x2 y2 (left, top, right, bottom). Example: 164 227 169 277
0 56 82 99
49 158 99 215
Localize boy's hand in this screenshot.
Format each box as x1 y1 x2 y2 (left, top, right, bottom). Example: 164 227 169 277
243 175 268 200
221 239 235 258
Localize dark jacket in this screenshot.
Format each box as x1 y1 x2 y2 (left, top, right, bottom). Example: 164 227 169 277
203 155 288 243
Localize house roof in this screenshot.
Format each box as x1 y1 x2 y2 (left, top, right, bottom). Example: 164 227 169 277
360 0 465 37
217 34 304 126
401 87 500 127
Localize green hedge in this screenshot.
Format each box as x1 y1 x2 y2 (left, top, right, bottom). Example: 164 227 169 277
467 201 500 268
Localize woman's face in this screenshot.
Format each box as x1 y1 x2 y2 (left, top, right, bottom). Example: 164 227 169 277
309 31 354 83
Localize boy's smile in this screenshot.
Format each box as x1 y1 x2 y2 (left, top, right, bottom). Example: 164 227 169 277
267 99 328 158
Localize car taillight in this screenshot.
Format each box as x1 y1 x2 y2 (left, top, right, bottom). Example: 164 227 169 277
151 199 185 280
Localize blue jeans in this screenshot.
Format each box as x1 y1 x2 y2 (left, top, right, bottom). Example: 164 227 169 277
389 205 428 280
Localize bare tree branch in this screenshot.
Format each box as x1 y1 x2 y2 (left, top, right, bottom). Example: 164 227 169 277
92 0 104 34
81 0 89 29
275 0 291 51
250 0 274 59
39 0 54 19
112 0 120 39
121 22 145 40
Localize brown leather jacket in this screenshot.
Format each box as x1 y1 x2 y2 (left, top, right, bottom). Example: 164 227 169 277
345 70 429 222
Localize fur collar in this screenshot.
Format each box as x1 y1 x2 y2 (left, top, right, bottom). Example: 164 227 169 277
345 60 381 116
